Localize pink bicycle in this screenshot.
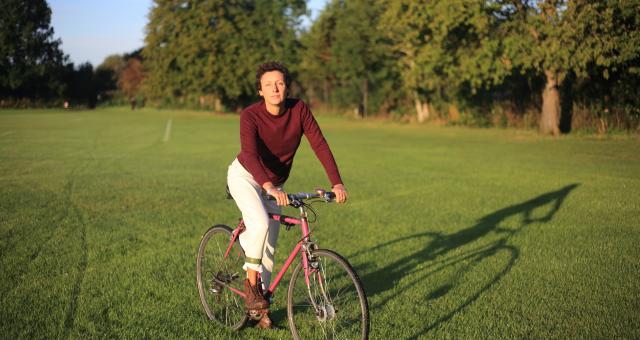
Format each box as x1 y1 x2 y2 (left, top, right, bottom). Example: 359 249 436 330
196 189 369 339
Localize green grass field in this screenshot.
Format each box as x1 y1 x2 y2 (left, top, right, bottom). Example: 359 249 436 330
1 107 639 339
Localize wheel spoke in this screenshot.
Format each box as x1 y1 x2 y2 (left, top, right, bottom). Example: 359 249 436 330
196 225 247 330
287 249 369 339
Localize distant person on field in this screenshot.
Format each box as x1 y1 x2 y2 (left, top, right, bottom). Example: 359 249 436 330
226 61 347 328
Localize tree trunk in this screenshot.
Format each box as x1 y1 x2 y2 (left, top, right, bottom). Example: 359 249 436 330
323 79 329 104
415 96 430 123
540 70 561 136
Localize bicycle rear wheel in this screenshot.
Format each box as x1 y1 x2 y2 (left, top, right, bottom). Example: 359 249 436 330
196 224 247 330
287 249 369 339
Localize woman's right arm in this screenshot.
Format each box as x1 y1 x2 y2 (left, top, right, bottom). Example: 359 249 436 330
239 111 270 186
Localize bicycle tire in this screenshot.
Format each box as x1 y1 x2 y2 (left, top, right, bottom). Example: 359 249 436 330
196 224 247 330
287 248 369 339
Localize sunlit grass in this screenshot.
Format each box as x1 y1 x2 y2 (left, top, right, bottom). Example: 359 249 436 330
1 107 638 338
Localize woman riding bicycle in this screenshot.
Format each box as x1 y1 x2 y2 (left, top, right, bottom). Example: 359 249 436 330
226 61 348 329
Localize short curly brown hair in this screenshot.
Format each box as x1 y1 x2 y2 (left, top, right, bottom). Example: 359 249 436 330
255 61 291 92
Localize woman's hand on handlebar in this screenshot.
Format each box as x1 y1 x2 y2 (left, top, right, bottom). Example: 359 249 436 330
332 184 348 203
271 189 290 206
264 183 289 206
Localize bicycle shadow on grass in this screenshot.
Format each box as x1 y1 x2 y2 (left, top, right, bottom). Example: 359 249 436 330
351 183 579 337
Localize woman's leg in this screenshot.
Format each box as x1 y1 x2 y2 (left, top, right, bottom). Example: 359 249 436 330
260 198 281 291
227 169 271 310
227 166 269 275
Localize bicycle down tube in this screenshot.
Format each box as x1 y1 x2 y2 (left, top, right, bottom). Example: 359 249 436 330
223 210 313 299
267 211 314 294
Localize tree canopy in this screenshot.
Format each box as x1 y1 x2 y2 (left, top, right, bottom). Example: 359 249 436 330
0 0 67 100
300 0 639 132
143 0 306 109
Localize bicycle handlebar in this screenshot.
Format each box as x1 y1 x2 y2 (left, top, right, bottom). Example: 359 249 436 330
266 188 336 204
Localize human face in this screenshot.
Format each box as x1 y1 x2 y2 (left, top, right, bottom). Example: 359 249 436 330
258 71 287 111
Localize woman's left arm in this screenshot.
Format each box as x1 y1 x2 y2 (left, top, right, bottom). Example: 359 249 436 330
300 102 348 203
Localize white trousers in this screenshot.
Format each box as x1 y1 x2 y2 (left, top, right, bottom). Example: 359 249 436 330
227 158 281 289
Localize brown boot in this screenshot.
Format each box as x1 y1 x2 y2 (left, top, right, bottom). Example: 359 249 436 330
244 279 269 310
255 311 273 329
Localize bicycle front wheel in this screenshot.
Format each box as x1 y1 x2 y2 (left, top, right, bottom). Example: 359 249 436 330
196 224 247 330
287 249 369 339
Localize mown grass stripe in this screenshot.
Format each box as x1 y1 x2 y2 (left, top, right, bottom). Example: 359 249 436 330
163 119 172 143
61 205 88 339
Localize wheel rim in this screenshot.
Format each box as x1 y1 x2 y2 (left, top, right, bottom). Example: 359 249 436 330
197 227 246 329
288 250 368 339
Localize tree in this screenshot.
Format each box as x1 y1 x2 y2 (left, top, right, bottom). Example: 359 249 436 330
300 0 395 117
499 0 574 135
380 0 510 122
298 3 337 105
143 0 306 109
380 0 442 122
0 0 67 100
63 62 98 108
330 0 386 117
567 0 640 132
118 58 145 108
95 54 127 102
502 0 640 135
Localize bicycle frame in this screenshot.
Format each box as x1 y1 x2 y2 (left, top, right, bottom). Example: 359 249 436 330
222 205 315 299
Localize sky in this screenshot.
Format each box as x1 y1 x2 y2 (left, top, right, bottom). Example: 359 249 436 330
49 0 329 67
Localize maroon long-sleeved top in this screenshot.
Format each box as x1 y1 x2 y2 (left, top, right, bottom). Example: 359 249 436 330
236 98 343 187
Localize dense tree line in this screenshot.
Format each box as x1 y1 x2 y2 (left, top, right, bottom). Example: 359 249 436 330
2 0 638 133
298 0 640 134
0 0 146 109
141 0 639 133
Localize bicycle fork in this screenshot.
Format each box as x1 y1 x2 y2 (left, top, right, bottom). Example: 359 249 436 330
302 240 336 321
